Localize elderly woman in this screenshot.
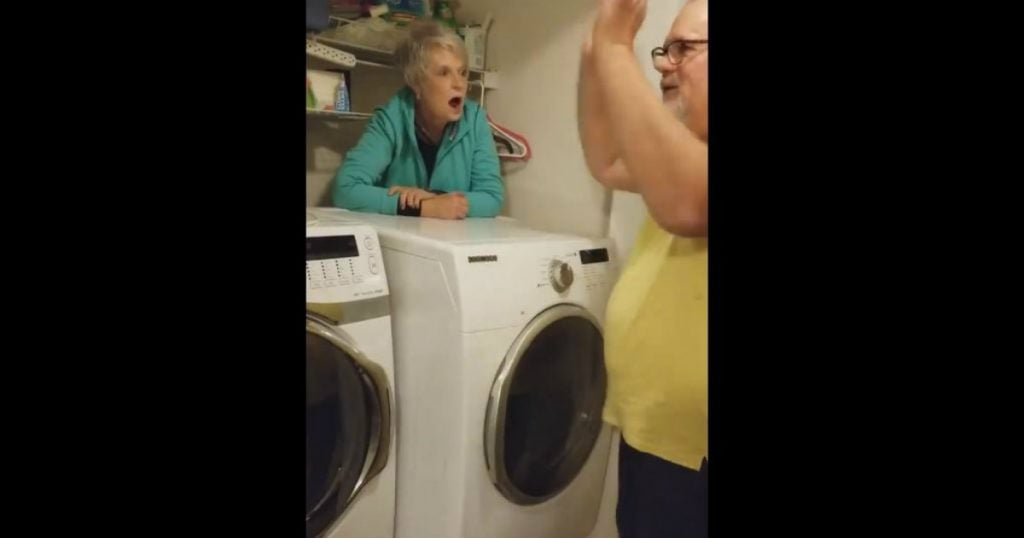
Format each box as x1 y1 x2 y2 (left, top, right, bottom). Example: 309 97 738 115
332 21 504 219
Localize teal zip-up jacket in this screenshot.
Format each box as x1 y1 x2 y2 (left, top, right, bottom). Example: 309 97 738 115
332 87 504 217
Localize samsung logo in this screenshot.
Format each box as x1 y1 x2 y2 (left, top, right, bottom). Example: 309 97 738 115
468 255 498 263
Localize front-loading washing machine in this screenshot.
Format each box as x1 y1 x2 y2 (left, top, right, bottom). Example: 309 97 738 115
306 214 396 538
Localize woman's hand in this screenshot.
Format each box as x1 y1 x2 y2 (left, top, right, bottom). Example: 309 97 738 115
421 192 469 220
387 186 437 210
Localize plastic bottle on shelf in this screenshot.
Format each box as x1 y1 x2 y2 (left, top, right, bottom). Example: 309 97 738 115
334 74 351 112
433 0 457 30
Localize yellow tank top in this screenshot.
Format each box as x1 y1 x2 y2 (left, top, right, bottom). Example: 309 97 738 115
603 214 707 470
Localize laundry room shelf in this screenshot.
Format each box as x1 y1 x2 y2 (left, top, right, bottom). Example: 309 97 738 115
306 108 373 120
312 18 498 84
313 34 395 67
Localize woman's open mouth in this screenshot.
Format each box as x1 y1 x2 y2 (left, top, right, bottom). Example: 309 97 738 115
448 96 464 110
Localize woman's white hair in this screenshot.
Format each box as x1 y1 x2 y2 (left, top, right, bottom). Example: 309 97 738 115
394 20 468 92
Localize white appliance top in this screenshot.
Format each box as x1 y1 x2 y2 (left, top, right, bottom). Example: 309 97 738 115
308 209 617 333
309 208 581 250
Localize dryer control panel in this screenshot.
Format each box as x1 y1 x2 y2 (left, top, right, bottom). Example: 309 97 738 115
456 237 617 333
306 225 388 303
537 246 613 294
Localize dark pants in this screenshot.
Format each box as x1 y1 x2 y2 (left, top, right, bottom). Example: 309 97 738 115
617 438 708 538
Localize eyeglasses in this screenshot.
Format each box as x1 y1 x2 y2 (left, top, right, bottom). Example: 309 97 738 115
651 39 708 65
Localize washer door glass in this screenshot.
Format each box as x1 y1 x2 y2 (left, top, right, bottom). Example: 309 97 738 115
306 329 370 537
486 305 607 505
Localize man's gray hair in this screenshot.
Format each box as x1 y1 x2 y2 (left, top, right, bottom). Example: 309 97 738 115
394 20 468 91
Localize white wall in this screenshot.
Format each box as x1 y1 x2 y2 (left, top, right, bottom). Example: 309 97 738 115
457 0 608 238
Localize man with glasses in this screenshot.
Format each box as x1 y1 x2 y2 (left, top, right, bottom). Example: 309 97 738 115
577 0 708 536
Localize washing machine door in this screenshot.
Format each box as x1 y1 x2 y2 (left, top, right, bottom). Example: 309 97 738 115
484 304 607 505
306 314 392 537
